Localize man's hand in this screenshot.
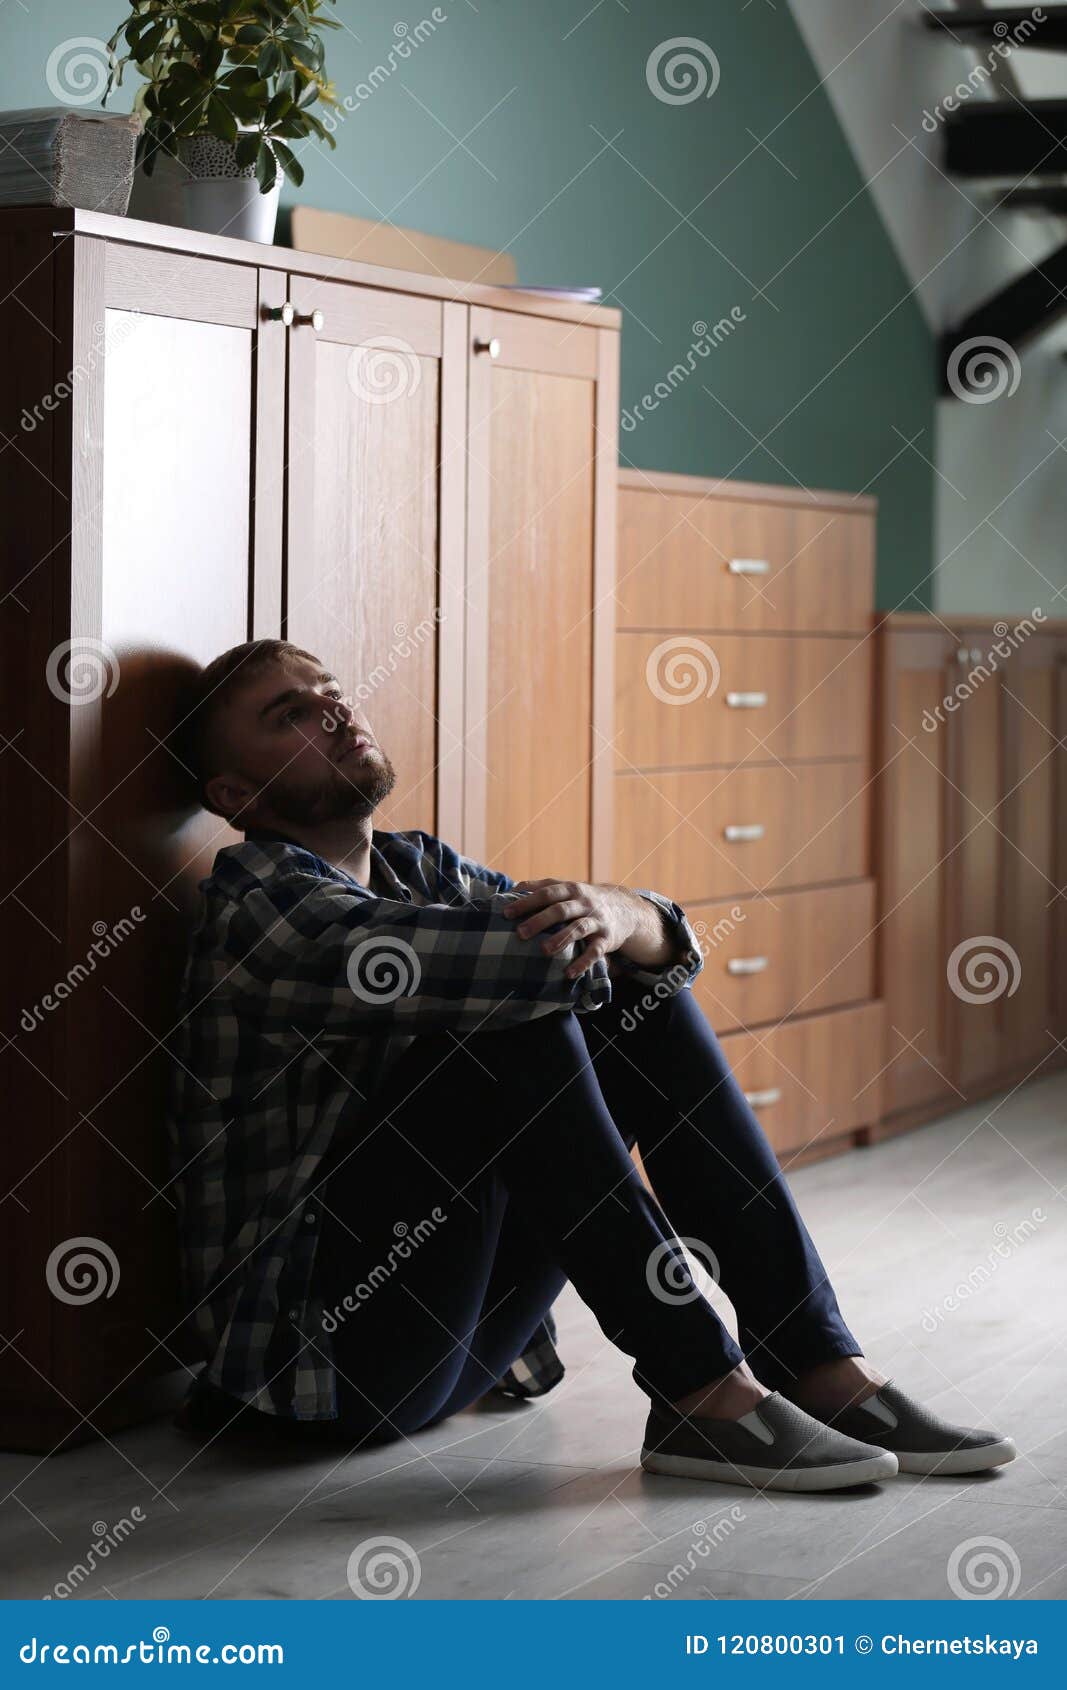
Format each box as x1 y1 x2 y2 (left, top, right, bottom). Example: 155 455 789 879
501 879 680 981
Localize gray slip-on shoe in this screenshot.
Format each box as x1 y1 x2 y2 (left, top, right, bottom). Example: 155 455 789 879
820 1380 1017 1476
640 1391 899 1492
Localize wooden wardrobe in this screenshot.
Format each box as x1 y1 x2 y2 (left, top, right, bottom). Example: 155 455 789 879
0 208 619 1450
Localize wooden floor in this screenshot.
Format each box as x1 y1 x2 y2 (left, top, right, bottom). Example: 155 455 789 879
3 1073 1066 1601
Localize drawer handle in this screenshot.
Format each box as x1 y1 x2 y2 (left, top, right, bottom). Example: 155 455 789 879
294 308 325 332
728 558 770 576
474 336 501 359
744 1087 782 1109
727 955 769 976
724 823 765 843
726 690 768 709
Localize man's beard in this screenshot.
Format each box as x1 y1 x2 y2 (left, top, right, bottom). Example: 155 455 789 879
263 746 398 826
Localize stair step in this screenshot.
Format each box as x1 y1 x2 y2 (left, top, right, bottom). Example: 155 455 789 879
945 100 1067 176
940 236 1067 394
924 7 1067 51
1001 185 1067 213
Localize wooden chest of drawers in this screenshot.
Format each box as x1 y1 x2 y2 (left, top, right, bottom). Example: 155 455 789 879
616 632 872 765
718 1001 885 1163
615 470 885 1164
688 880 877 1034
615 761 869 902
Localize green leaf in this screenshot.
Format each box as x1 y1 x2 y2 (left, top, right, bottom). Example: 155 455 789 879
235 131 262 168
224 65 263 87
208 96 238 143
271 137 303 185
265 89 293 124
235 24 269 45
174 108 208 136
255 139 278 193
177 16 205 51
258 40 284 78
132 19 167 58
165 60 207 88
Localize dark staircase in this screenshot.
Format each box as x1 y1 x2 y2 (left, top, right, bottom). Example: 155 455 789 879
925 6 1067 51
944 99 1067 176
924 9 1067 392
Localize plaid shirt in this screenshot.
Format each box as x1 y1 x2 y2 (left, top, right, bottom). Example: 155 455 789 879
165 827 706 1421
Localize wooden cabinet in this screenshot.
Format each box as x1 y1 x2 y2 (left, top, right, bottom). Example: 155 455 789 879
1001 630 1061 1077
950 623 1008 1094
616 471 884 1165
284 278 468 837
464 308 618 883
282 286 618 869
0 207 619 1450
874 621 959 1122
874 614 1067 1139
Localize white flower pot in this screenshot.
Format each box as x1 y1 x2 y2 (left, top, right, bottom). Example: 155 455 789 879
178 133 281 243
181 173 281 243
127 133 281 244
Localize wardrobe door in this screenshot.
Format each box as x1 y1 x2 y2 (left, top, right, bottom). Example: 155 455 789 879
464 307 618 882
876 623 959 1122
6 239 276 1448
285 278 467 841
1001 631 1060 1078
947 629 1008 1095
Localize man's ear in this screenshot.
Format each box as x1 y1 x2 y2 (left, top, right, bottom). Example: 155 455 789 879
204 771 253 821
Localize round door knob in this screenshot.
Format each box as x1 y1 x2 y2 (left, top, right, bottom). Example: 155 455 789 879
265 302 295 326
970 646 984 664
294 308 325 332
957 646 969 664
473 336 500 359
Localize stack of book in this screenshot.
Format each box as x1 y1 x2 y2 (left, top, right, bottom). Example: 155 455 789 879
0 107 140 214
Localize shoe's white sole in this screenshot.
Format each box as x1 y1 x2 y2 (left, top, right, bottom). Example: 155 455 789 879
640 1446 899 1492
893 1438 1017 1476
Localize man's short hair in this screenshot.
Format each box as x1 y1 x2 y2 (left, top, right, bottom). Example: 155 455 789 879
182 638 319 820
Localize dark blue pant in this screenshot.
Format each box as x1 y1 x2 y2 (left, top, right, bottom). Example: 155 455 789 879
309 978 861 1443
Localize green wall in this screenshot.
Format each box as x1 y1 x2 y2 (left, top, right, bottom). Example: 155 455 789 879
1 0 935 605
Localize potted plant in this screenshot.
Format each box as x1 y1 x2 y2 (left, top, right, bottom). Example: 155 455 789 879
104 0 339 243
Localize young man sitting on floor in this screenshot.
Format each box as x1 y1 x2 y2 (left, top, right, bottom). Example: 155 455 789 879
167 639 1016 1492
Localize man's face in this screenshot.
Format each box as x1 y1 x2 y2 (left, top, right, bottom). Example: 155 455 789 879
206 655 397 829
